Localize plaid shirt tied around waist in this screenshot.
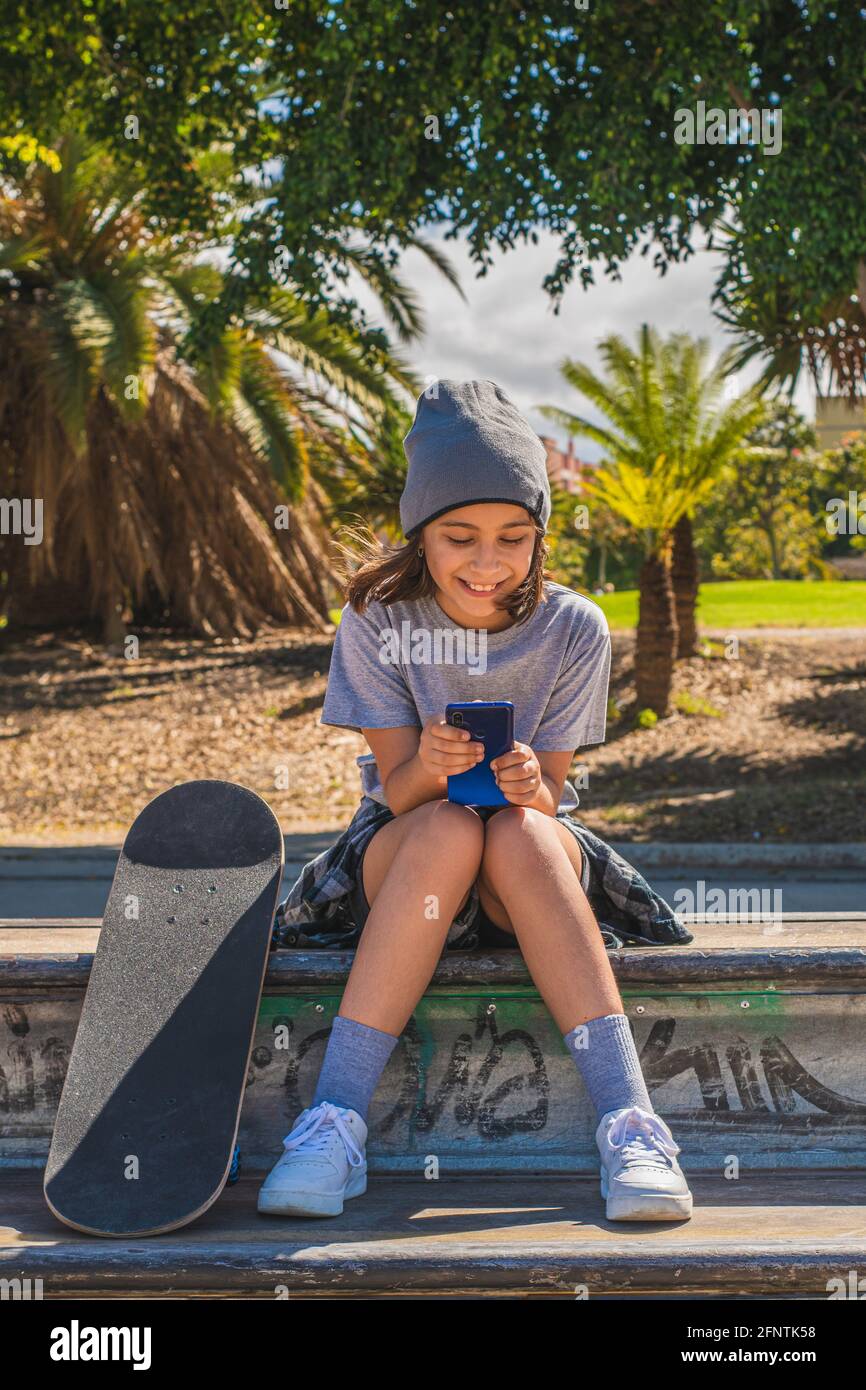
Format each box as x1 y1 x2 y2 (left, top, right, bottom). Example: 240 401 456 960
272 796 693 953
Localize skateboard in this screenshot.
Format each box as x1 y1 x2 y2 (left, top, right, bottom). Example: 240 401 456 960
44 779 283 1237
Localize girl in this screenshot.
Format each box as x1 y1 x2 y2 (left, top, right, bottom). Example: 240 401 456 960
258 379 692 1223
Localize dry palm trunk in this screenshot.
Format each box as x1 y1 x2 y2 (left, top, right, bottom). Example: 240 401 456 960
635 550 679 716
2 347 337 639
671 512 699 657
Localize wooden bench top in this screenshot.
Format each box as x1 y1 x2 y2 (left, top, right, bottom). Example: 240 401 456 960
2 1169 865 1297
2 916 866 987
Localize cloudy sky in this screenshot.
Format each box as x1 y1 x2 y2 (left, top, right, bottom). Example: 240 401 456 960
351 226 815 461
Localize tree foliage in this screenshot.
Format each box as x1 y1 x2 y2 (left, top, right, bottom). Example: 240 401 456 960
2 1 865 390
0 132 436 637
696 404 866 580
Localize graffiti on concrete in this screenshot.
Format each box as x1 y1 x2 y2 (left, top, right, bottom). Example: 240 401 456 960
259 1011 549 1139
0 1005 70 1115
640 1017 866 1115
254 1006 866 1136
2 1003 866 1138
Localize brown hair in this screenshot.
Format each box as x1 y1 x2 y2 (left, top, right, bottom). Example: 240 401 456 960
333 516 553 627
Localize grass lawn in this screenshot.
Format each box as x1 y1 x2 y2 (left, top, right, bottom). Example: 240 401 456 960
592 579 866 630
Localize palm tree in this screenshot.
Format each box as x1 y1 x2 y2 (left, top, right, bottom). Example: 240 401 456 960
581 457 716 715
539 326 765 656
712 219 866 405
318 397 416 541
0 134 452 640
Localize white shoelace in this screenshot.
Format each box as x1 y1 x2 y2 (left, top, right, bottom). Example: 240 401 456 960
282 1101 365 1168
605 1106 681 1171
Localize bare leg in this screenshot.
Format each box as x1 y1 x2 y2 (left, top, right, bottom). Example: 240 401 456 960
338 800 484 1035
474 813 693 1220
476 807 622 1032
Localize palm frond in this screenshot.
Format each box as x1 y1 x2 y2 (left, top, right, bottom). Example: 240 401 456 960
233 337 309 500
330 239 426 343
0 130 424 636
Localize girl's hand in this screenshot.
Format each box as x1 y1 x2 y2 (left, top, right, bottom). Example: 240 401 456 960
490 743 543 805
418 714 485 786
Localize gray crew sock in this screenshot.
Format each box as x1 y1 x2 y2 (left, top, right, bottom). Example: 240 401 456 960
563 1012 652 1125
312 1014 400 1123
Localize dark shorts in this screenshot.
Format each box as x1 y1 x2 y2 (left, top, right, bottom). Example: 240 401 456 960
345 865 518 948
345 803 578 950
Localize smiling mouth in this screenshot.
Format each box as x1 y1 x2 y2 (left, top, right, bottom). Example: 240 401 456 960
457 576 507 595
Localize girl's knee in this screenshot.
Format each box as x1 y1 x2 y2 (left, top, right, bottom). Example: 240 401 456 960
481 806 560 873
406 799 484 857
484 805 548 845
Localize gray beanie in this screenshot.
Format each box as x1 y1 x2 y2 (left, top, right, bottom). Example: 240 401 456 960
400 379 551 539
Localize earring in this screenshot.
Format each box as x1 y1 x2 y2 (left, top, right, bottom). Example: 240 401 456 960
417 546 424 556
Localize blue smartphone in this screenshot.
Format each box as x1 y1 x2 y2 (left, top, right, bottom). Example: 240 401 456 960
445 701 514 807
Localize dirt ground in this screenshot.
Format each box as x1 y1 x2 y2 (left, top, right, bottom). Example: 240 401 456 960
0 625 863 845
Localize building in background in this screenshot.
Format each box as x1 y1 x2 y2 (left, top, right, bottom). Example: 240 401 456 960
540 436 596 494
814 396 866 449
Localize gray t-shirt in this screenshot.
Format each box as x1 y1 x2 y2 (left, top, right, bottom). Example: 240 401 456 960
320 580 611 813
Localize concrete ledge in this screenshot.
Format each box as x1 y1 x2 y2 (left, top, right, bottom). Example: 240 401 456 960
613 843 866 870
4 950 866 990
4 917 866 989
2 1171 865 1297
4 917 866 1177
3 840 866 877
0 836 338 879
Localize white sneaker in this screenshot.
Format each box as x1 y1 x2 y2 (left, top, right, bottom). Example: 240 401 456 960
257 1101 368 1217
596 1105 693 1222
